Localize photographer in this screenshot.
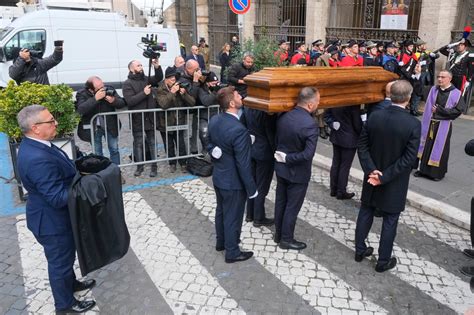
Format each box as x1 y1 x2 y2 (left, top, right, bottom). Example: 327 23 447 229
76 76 126 166
9 40 64 85
154 67 195 173
123 58 163 177
197 71 221 156
178 59 204 154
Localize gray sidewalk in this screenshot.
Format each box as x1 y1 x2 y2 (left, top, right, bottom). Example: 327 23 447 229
315 115 474 229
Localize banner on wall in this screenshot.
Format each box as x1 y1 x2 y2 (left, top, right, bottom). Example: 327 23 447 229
380 0 410 30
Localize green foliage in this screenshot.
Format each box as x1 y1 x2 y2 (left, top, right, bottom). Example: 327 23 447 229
0 80 79 142
229 36 283 71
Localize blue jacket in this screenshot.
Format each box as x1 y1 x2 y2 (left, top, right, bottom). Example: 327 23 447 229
185 54 206 70
208 112 257 195
275 106 318 184
17 137 76 236
324 106 362 149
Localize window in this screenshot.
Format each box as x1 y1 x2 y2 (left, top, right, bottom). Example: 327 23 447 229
4 29 46 61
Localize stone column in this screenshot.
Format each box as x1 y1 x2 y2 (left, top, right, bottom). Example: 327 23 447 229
417 0 462 71
305 0 331 44
242 2 257 41
196 0 209 42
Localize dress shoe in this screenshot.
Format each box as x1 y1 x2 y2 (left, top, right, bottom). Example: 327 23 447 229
56 299 96 313
337 192 355 200
431 177 442 182
180 164 188 173
245 216 253 222
279 240 307 250
330 191 336 197
169 164 177 173
413 170 423 178
375 257 397 272
253 218 274 227
150 167 158 177
225 251 253 263
73 279 96 292
460 266 474 277
354 247 374 262
134 167 143 177
463 249 474 259
273 233 281 244
215 245 224 252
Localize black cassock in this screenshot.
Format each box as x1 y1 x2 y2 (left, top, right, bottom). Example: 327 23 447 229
68 155 130 276
418 85 466 180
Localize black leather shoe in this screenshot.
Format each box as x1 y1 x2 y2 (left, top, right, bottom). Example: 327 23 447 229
375 257 397 272
355 247 374 262
73 279 96 292
463 249 474 259
279 240 307 250
273 233 281 244
253 218 274 227
413 170 423 178
460 266 474 277
225 251 253 263
150 169 157 178
245 216 254 222
337 192 355 200
330 191 336 197
56 300 96 313
216 245 224 252
134 167 143 177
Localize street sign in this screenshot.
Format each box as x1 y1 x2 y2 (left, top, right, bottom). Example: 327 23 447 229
228 0 251 15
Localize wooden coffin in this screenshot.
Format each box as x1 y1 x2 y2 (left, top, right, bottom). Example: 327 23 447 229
243 67 399 112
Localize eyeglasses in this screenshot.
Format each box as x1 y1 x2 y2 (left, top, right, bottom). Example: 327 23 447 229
35 118 57 125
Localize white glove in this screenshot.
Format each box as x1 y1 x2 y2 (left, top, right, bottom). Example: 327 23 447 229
250 134 256 145
249 190 258 199
332 121 341 130
429 52 437 58
360 114 367 122
465 81 470 89
211 146 222 159
398 61 404 66
274 151 287 163
419 60 427 66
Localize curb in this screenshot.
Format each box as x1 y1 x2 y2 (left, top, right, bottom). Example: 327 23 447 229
312 153 471 231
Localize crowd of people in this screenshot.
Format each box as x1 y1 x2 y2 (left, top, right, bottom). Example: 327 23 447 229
7 32 474 313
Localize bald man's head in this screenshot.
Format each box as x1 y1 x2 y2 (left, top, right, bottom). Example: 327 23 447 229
185 59 200 75
128 60 144 74
385 81 395 98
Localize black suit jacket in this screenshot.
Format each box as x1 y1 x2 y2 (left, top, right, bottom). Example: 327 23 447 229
275 106 318 184
358 105 421 213
242 107 276 161
208 113 257 196
185 54 206 70
325 106 362 149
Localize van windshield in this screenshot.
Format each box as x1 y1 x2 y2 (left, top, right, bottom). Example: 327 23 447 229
0 27 13 41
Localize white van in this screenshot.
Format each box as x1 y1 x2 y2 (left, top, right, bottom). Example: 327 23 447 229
0 9 180 89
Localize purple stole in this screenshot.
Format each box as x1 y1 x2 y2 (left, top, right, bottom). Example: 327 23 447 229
418 86 461 167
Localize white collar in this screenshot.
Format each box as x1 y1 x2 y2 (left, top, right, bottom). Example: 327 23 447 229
26 136 51 147
226 111 239 120
440 84 452 91
391 103 406 109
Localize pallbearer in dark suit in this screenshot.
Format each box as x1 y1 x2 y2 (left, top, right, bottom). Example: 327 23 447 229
324 105 362 200
273 87 320 250
16 105 96 313
243 107 276 226
208 87 258 263
355 81 421 272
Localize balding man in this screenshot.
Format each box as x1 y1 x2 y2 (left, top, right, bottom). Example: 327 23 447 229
227 52 256 98
122 58 163 177
76 76 126 166
185 45 206 69
368 81 395 115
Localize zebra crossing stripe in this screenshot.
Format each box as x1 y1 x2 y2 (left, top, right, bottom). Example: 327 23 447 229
172 179 388 315
266 180 474 314
15 215 99 314
123 192 245 314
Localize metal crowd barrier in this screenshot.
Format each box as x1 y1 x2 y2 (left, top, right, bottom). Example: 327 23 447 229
87 105 220 167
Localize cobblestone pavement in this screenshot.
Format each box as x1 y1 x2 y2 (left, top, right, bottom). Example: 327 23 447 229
1 164 473 314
